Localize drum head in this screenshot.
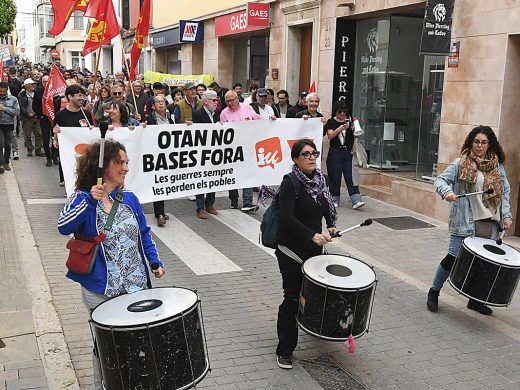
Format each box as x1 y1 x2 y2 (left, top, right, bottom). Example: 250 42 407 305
463 237 520 267
91 287 197 327
303 255 376 289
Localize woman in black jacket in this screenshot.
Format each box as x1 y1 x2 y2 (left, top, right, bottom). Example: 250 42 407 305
275 139 337 369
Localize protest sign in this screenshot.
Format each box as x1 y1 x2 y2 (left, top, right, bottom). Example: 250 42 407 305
58 118 323 203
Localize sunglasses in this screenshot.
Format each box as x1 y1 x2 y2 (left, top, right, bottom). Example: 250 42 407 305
336 110 348 114
112 91 123 95
300 151 320 159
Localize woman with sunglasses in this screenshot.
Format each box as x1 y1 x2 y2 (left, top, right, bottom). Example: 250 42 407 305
427 125 513 316
325 100 365 209
273 139 337 370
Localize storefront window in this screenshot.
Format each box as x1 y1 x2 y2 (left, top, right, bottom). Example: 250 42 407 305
353 18 390 169
353 16 430 172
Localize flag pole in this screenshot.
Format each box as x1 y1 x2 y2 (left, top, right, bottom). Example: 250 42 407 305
120 37 140 121
92 0 112 90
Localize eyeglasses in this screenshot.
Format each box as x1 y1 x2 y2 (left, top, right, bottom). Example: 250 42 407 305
154 100 165 103
72 93 85 98
336 110 348 114
225 97 237 104
112 91 123 95
210 98 219 102
300 151 320 159
473 140 489 146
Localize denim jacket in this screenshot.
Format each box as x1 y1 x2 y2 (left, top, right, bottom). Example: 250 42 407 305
434 158 512 236
0 95 20 125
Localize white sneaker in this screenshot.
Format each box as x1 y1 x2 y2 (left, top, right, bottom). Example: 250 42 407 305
353 201 365 210
334 203 339 208
189 196 196 201
13 151 19 160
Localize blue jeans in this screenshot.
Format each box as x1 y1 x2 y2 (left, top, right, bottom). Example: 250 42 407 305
196 192 216 211
326 147 362 205
0 124 13 165
228 188 254 207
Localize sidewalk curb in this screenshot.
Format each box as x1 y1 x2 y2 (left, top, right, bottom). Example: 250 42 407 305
5 170 80 390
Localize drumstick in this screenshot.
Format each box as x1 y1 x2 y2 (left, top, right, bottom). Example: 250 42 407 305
97 122 109 185
331 219 372 238
496 229 506 246
457 188 493 198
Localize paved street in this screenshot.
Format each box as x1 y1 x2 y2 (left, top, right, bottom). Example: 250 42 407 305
2 153 520 390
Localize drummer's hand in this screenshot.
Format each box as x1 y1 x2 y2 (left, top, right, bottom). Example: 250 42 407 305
444 192 458 202
153 266 165 278
312 233 332 246
503 218 513 230
90 183 106 201
327 227 337 237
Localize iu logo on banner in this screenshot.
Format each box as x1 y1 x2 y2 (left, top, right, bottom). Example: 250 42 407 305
256 137 282 169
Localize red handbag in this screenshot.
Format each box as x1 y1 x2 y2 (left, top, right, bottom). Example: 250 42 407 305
65 188 122 275
65 233 106 274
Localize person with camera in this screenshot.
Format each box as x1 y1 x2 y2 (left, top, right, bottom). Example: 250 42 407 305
325 101 365 209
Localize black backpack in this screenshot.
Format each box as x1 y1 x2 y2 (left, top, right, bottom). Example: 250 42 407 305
260 173 300 249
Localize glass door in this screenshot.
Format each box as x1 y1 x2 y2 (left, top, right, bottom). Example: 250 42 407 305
416 57 445 180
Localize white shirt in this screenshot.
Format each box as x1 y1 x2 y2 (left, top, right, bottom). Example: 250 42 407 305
258 104 274 119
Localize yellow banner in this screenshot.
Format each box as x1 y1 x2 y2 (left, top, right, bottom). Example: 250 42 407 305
143 71 214 87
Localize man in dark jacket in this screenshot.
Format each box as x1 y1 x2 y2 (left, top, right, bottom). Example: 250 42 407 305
191 90 220 219
286 91 308 118
18 78 44 157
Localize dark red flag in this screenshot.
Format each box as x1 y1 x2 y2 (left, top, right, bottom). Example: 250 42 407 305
43 65 68 124
129 0 151 80
82 0 120 56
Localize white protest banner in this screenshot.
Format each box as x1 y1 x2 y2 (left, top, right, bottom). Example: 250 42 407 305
58 118 323 203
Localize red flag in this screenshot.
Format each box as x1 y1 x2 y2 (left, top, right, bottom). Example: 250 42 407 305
43 65 68 125
129 0 151 80
82 0 120 56
48 0 90 36
309 81 316 93
0 61 4 82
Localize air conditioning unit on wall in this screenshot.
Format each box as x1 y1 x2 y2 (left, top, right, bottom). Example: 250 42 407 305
337 0 355 9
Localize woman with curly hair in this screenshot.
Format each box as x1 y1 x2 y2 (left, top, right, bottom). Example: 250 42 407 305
57 140 165 390
427 125 513 316
105 101 140 129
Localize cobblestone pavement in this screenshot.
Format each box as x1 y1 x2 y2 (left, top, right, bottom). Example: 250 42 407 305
3 153 520 389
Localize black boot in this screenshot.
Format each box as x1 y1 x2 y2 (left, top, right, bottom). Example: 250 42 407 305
427 288 439 312
467 299 493 316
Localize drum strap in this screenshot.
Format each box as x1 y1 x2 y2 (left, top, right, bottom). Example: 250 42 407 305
278 245 303 264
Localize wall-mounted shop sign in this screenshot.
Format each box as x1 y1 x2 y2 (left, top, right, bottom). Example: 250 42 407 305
448 41 460 68
151 27 180 48
215 10 267 37
247 2 269 27
420 0 455 55
332 19 357 109
180 20 204 43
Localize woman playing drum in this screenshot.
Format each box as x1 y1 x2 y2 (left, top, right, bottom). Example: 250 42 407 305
427 125 513 315
57 141 165 390
274 139 337 369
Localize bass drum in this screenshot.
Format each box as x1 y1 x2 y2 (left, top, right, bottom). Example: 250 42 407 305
90 287 209 390
297 254 377 341
449 237 520 306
